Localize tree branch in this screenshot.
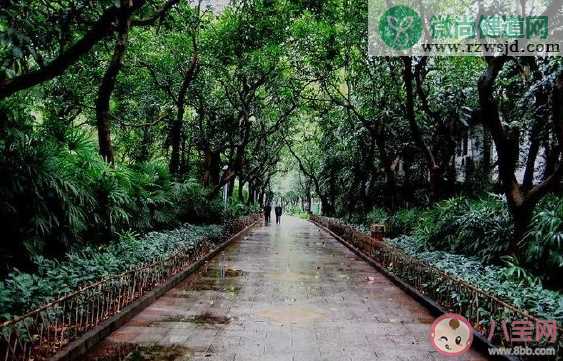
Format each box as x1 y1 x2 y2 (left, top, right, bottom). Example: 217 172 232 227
0 0 151 99
131 0 181 26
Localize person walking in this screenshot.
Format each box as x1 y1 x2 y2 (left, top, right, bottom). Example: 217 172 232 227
275 205 283 224
264 204 272 224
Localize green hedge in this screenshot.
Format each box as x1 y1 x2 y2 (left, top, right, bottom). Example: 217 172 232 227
351 194 562 284
0 224 224 320
390 235 563 323
0 117 235 270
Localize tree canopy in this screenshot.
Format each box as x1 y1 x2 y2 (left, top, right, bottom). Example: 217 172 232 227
0 0 562 276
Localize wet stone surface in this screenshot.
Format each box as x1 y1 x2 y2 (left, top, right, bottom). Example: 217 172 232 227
85 217 488 361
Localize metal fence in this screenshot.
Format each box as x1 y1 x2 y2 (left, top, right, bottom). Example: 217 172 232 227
311 215 562 360
0 215 259 361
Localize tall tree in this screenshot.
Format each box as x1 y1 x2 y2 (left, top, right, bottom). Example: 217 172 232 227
478 57 562 253
95 0 133 163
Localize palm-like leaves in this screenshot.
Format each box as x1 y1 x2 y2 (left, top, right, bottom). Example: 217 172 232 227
523 195 563 284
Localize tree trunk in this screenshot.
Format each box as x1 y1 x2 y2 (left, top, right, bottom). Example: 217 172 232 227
238 177 245 201
228 177 235 197
258 191 264 206
523 120 542 190
402 56 442 200
138 123 151 162
374 125 397 210
477 126 492 184
179 136 189 176
429 167 442 200
478 59 562 255
96 2 131 163
543 141 558 183
360 138 375 213
321 199 335 217
247 182 254 205
170 57 198 177
383 164 397 210
512 204 533 253
202 150 221 187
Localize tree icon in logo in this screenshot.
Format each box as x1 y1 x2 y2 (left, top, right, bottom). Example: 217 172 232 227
379 5 423 50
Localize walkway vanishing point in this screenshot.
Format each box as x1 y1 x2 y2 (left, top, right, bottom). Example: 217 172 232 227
85 216 489 361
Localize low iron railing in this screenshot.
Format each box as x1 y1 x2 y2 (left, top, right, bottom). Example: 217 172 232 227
0 215 259 361
311 215 562 360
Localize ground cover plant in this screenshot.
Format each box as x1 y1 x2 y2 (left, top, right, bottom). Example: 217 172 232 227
0 223 224 320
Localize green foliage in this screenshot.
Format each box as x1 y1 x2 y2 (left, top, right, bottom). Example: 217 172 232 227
411 196 470 241
0 111 100 264
287 206 310 219
522 195 563 285
0 223 224 319
0 107 248 270
171 179 223 224
365 208 388 225
223 200 261 221
354 194 563 284
390 235 563 322
500 256 541 287
386 208 423 237
345 208 389 233
348 196 512 263
418 195 513 263
295 211 311 220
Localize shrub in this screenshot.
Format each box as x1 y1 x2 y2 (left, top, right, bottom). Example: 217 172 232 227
412 196 469 243
224 200 260 220
171 179 223 224
389 236 563 322
365 208 388 225
387 208 423 237
523 195 563 286
0 223 225 319
293 211 311 220
0 120 102 267
364 193 563 284
0 109 241 270
342 208 388 234
414 195 513 263
126 161 176 230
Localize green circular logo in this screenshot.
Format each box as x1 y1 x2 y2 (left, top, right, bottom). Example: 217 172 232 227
379 5 423 50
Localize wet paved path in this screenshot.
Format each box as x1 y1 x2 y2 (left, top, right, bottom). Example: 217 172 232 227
87 216 488 361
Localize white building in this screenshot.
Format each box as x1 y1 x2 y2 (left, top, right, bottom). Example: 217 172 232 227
454 123 548 185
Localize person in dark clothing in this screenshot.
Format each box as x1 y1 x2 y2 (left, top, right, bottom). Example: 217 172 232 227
275 205 282 224
264 204 272 224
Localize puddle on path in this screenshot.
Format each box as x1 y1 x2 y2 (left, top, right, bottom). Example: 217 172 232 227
224 268 244 277
86 343 192 361
187 311 231 325
175 263 243 296
206 267 245 278
255 305 326 323
150 312 230 325
174 263 245 293
175 278 241 295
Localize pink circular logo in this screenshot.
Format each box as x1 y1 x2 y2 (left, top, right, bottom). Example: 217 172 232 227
429 313 474 356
